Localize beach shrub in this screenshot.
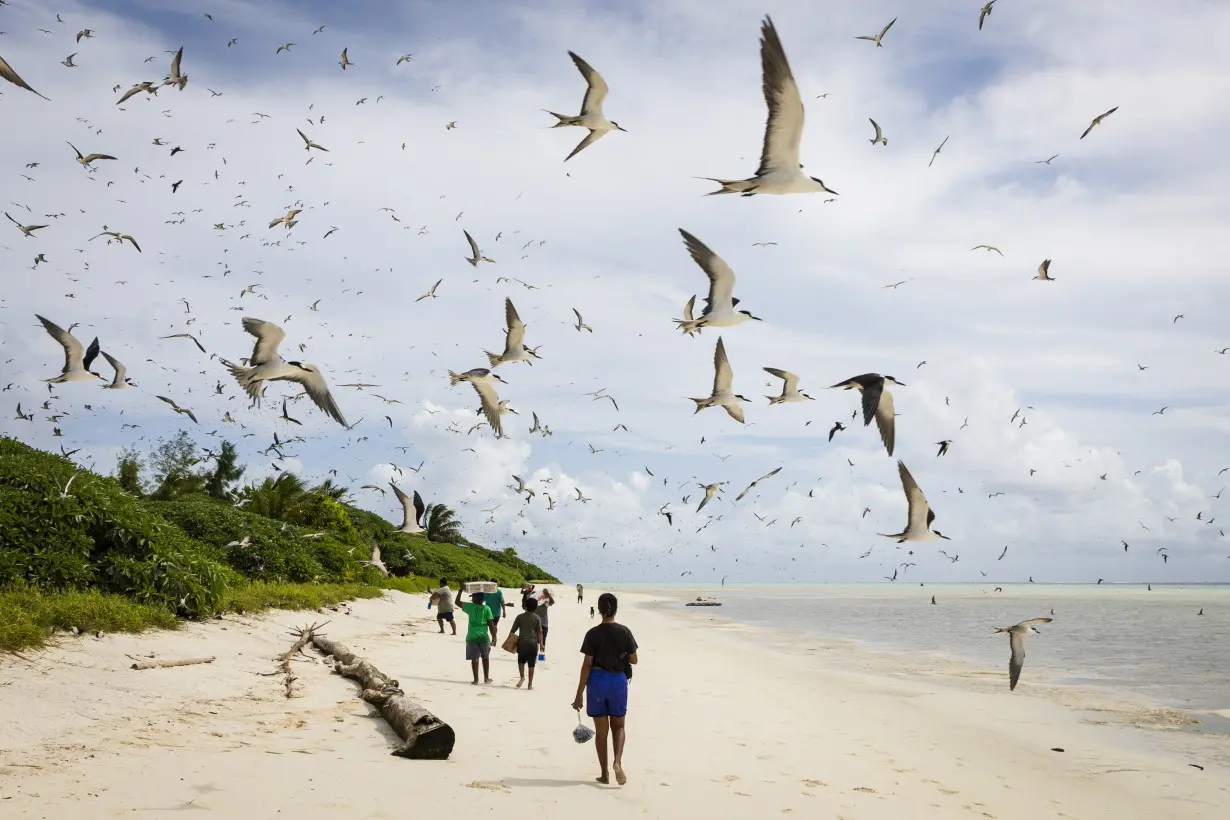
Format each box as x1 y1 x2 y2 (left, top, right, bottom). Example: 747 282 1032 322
0 583 180 652
0 438 230 615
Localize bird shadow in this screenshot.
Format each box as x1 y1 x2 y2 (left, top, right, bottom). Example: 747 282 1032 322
500 777 605 790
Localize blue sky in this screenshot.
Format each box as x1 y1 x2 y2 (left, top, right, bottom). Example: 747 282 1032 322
1 0 1229 584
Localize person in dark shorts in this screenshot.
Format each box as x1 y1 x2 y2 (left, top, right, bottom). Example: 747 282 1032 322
509 597 544 690
455 589 496 684
576 583 584 604
431 578 456 635
536 587 554 650
572 592 637 786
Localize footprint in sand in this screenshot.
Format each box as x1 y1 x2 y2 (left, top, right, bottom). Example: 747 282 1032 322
853 786 877 793
803 779 827 788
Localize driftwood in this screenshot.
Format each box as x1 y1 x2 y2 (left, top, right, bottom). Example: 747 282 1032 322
131 656 216 670
311 634 454 760
271 621 329 698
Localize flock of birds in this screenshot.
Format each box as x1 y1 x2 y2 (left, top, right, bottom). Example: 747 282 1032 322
1 5 1226 690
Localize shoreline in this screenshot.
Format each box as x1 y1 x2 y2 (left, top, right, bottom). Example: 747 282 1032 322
3 586 1228 818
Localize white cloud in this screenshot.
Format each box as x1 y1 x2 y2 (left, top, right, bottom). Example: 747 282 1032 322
1 0 1228 583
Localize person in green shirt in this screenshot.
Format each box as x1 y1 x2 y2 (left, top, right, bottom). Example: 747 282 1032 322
455 590 497 684
509 597 544 690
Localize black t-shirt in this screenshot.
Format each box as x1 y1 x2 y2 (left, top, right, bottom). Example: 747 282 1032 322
580 622 638 673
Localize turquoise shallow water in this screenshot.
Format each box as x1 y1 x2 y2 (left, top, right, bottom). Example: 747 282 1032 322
608 582 1230 714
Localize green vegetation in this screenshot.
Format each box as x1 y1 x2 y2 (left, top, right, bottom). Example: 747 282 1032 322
0 435 558 652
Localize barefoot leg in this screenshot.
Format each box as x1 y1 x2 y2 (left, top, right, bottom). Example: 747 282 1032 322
611 715 627 785
516 662 525 688
594 716 610 783
527 664 535 689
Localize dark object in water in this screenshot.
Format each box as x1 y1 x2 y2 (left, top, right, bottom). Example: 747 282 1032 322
685 601 722 607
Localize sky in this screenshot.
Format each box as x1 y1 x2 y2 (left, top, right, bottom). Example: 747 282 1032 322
1 0 1229 584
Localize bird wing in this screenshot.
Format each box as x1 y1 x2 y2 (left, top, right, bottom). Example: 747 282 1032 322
857 378 883 426
412 489 426 526
36 315 85 373
156 395 179 411
471 379 504 437
880 17 897 38
764 367 798 392
287 365 348 427
873 386 896 456
241 317 285 365
755 16 804 177
1038 259 1050 277
464 229 480 259
1015 617 1052 627
0 53 50 100
124 234 141 252
169 47 183 78
869 118 882 140
1008 630 1026 690
679 230 736 313
572 307 584 326
564 128 606 162
504 298 525 348
724 403 746 424
736 466 781 501
712 337 733 394
100 350 126 383
568 51 609 116
898 460 932 535
82 337 101 373
296 127 311 146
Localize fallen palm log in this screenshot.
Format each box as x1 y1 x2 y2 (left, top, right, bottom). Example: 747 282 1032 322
311 634 454 760
131 656 216 670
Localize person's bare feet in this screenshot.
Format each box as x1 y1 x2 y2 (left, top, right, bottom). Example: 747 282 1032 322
595 774 609 784
484 678 493 684
613 764 627 786
516 677 524 689
526 684 533 690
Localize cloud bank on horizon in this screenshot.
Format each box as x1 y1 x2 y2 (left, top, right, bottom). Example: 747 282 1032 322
1 0 1228 584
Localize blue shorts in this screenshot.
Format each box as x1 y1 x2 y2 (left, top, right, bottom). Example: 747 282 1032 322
586 668 628 718
438 611 454 622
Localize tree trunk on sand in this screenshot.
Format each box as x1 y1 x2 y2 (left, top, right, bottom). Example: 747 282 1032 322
310 635 454 760
130 656 216 670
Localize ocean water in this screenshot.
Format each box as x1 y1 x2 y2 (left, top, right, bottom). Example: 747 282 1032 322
627 583 1230 716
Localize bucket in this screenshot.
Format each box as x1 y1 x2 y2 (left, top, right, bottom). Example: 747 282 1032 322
538 653 546 662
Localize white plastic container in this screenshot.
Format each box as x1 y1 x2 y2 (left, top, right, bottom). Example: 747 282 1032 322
463 581 497 594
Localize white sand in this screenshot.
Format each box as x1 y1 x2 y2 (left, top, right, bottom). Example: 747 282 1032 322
2 588 1228 818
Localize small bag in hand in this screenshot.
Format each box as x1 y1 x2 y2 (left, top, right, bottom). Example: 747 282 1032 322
501 631 519 654
573 711 595 744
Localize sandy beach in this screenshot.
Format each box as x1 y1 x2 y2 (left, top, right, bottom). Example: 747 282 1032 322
2 588 1228 819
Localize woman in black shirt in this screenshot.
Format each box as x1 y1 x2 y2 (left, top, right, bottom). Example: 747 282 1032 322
572 593 637 786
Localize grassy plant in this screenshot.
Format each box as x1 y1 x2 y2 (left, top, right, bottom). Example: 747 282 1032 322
0 584 179 652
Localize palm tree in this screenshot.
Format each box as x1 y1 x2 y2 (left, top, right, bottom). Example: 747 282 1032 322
421 503 463 543
241 473 311 523
205 440 246 499
310 477 350 501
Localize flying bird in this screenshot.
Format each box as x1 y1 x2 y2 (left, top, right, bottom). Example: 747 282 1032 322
416 278 442 302
674 230 763 333
701 17 837 196
1079 106 1118 140
572 308 593 333
735 466 782 502
485 298 540 368
390 483 426 534
764 368 813 404
545 51 626 161
696 482 724 513
828 421 845 442
995 618 1052 691
829 373 904 456
971 244 1003 255
100 350 135 389
35 315 101 383
868 118 887 146
463 229 494 266
296 128 328 152
936 440 952 457
156 395 198 424
1034 259 1055 281
978 1 997 30
6 212 48 237
928 135 949 167
855 17 897 47
338 47 352 70
163 46 187 90
879 460 949 543
690 337 749 423
449 368 510 438
221 317 348 427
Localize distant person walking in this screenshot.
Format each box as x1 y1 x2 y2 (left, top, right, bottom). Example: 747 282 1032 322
456 589 496 685
589 606 595 620
509 597 544 689
572 593 638 786
431 578 456 636
576 583 584 604
537 587 555 650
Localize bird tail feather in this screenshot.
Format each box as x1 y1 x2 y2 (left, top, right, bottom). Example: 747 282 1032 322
448 370 464 386
484 351 501 369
